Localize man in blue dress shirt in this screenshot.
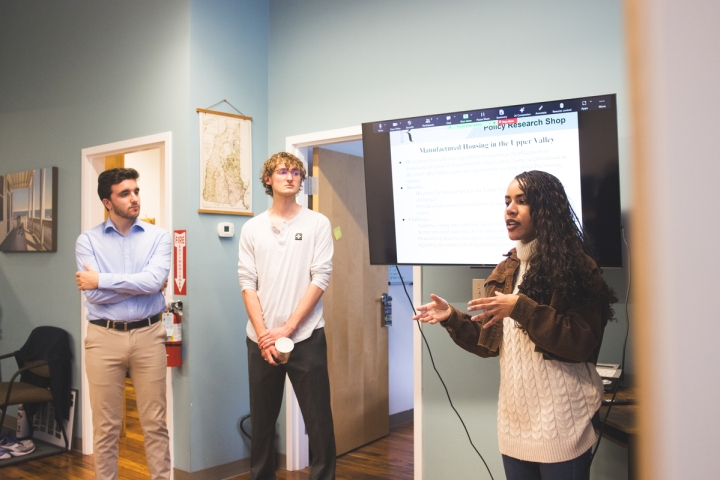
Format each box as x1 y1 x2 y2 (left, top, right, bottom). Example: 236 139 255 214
76 168 171 480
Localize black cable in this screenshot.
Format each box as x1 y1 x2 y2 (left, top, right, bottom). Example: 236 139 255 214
239 414 251 439
591 226 631 462
395 266 495 480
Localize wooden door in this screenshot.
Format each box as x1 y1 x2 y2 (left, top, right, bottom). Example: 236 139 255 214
313 147 389 456
104 154 124 222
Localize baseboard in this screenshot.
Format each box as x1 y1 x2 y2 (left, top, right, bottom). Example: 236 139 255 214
389 409 413 428
173 457 251 480
172 451 288 480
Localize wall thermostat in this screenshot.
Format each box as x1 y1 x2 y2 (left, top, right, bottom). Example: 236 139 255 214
217 222 234 237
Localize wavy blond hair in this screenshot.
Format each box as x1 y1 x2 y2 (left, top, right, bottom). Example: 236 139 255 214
260 152 307 196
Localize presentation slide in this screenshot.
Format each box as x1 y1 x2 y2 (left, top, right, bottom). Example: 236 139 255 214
389 112 582 265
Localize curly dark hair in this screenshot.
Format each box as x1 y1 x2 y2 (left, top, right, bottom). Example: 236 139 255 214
260 152 306 196
514 171 617 317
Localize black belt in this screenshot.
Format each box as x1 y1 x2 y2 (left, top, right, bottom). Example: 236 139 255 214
90 313 162 331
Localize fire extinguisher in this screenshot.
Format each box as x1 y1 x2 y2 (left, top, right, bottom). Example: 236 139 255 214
165 300 183 367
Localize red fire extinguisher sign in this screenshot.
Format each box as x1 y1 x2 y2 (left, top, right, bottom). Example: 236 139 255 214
174 230 187 295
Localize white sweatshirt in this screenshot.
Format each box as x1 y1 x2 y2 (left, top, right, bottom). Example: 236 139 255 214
238 207 333 343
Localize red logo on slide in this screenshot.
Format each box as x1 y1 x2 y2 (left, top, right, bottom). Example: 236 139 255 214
498 118 517 125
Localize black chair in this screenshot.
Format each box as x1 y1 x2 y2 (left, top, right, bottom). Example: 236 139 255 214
0 326 72 451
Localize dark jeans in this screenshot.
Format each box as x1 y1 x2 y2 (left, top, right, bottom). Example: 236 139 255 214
247 328 336 480
502 448 593 480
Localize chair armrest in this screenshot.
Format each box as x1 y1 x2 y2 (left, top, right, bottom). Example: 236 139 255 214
7 360 50 385
1 360 50 409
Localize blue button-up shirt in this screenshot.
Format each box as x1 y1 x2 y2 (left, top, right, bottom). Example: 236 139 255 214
76 217 172 322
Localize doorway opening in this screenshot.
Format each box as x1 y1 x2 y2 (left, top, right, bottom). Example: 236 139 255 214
284 128 422 477
79 133 174 475
314 142 415 429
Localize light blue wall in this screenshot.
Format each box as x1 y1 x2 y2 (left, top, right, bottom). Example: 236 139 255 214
421 265 503 477
268 1 630 478
0 0 192 441
185 0 269 472
0 0 270 475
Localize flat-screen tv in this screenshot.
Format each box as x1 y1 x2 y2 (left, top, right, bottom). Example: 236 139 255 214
362 94 622 267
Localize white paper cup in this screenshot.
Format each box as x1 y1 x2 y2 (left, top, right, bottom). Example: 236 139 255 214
275 337 294 364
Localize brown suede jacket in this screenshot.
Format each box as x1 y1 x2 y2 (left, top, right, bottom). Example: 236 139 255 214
441 249 609 364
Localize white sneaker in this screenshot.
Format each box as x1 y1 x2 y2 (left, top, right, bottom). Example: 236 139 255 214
0 437 35 456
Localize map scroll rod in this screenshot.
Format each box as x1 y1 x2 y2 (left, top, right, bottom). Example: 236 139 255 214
198 209 254 216
196 107 252 121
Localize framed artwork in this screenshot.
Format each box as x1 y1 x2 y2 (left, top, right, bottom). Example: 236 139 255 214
0 167 58 252
197 108 253 216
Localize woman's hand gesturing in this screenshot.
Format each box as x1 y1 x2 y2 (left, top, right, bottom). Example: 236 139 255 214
467 291 519 328
412 294 452 324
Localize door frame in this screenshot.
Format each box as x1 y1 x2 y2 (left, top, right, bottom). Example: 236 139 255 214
285 127 424 478
79 132 174 473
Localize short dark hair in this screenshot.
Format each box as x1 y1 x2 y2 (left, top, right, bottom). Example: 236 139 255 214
97 168 139 202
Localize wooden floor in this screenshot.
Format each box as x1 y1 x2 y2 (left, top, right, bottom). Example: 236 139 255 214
1 379 150 479
2 393 413 480
230 422 413 480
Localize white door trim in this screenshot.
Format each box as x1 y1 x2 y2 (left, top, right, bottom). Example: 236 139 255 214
284 127 423 479
79 132 174 476
412 266 423 480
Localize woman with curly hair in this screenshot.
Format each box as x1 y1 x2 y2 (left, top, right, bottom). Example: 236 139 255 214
413 170 617 480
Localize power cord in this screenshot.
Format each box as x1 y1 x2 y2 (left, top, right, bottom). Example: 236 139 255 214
395 266 495 480
591 226 631 462
240 414 251 439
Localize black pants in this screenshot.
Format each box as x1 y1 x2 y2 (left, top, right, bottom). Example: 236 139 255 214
502 448 592 480
247 328 336 480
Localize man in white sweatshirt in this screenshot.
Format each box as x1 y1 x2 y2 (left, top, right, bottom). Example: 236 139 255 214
238 152 335 480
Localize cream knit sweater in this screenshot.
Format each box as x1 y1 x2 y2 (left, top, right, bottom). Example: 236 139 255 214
497 239 604 462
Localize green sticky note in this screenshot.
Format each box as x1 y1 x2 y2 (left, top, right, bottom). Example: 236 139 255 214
333 226 342 240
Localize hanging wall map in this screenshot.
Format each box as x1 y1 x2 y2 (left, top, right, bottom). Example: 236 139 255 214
197 108 253 216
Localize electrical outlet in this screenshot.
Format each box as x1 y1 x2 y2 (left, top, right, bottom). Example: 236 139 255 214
472 279 486 300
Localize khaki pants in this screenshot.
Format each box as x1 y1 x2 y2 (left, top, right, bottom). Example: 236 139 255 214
85 320 171 480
